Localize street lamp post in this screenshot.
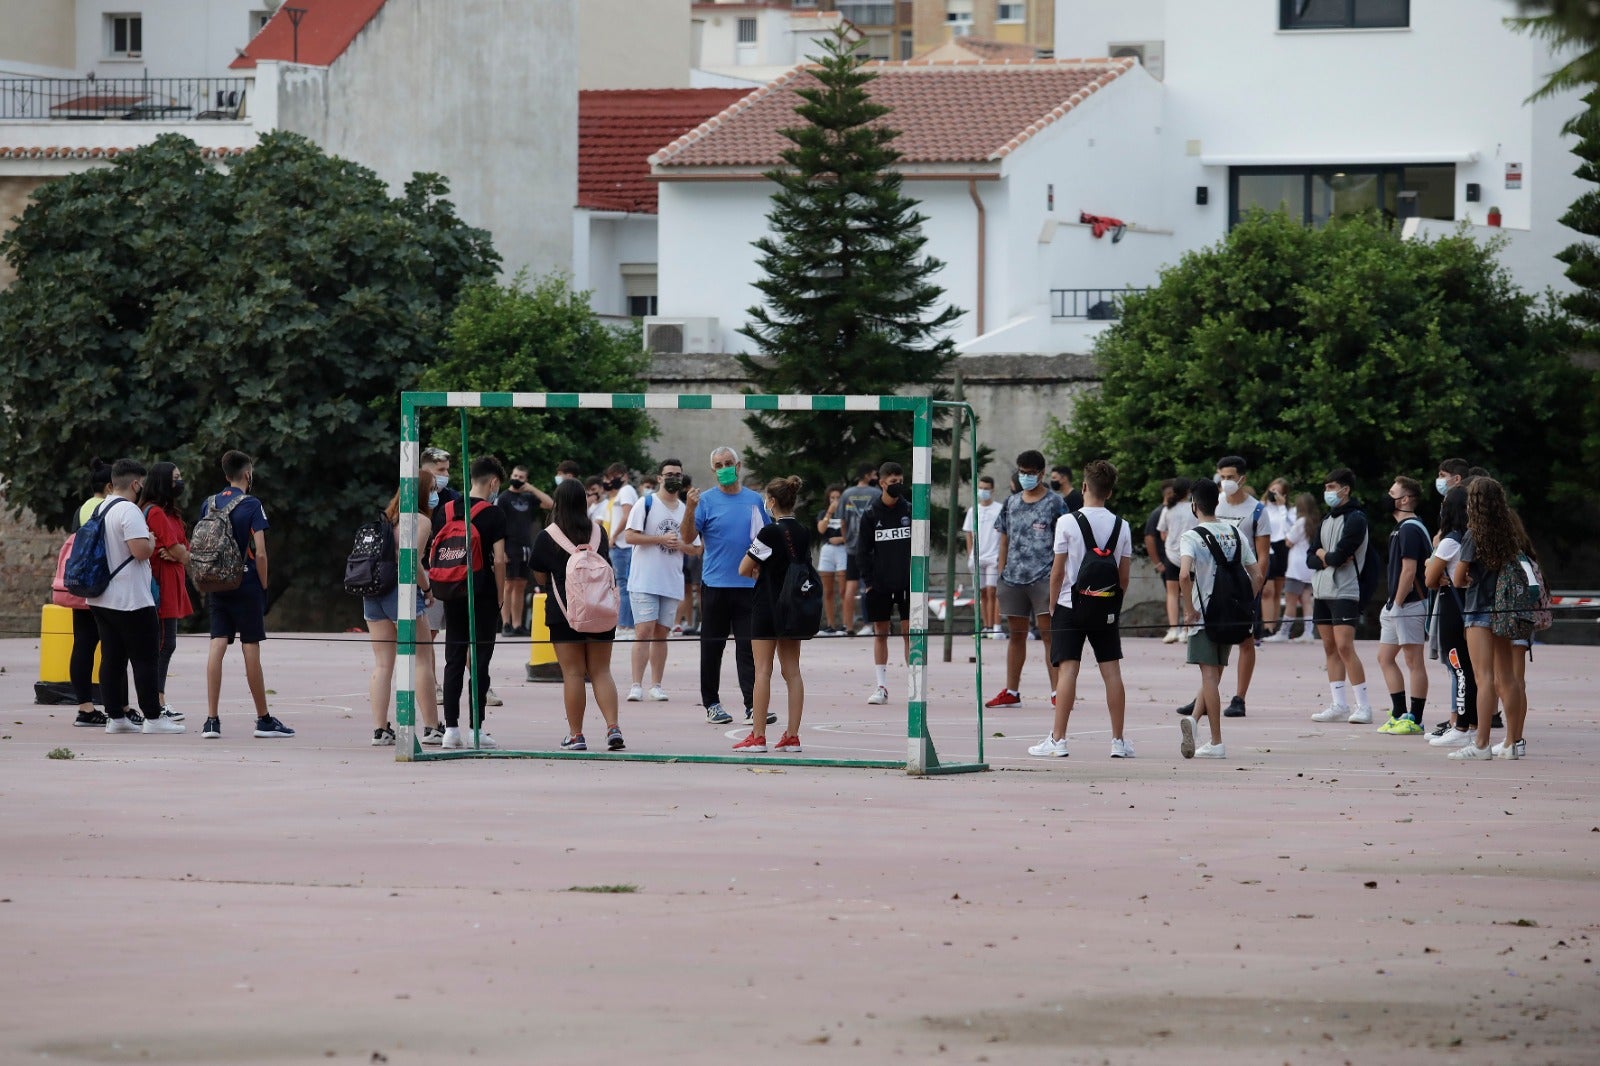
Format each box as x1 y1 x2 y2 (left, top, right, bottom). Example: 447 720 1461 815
284 6 307 63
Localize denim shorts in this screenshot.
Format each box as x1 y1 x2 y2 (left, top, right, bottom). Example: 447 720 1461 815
629 590 680 625
364 585 427 623
1463 611 1492 630
818 542 848 573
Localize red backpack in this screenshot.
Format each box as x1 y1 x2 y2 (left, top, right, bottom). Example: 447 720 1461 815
427 499 491 601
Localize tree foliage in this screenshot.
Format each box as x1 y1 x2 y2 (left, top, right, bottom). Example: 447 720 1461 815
1508 0 1600 101
1047 211 1582 535
1550 88 1600 523
738 28 968 508
0 132 498 608
419 273 655 478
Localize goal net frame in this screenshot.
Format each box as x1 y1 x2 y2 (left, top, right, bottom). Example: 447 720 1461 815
394 390 986 776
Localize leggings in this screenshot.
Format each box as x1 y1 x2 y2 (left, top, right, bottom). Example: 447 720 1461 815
1438 595 1477 729
699 585 755 712
70 607 100 705
157 616 179 696
90 605 162 719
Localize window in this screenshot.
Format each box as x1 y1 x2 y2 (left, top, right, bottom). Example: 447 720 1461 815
737 17 757 44
250 9 272 35
107 13 142 57
998 2 1027 23
837 2 895 27
627 295 658 318
1230 164 1454 228
899 30 914 59
1280 0 1408 30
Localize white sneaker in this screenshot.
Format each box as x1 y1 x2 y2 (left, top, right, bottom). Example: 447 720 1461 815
419 726 444 746
440 727 463 749
1448 743 1494 760
105 716 141 734
1028 735 1069 758
856 624 875 637
473 732 498 749
626 684 644 702
1194 742 1227 759
648 685 669 702
1311 705 1347 722
866 685 889 705
1162 627 1179 644
1179 626 1194 642
1262 628 1290 643
1179 715 1196 759
1347 704 1373 724
1429 728 1475 748
1491 740 1519 760
142 717 186 734
1513 738 1527 758
1110 737 1135 759
485 689 503 707
160 704 185 721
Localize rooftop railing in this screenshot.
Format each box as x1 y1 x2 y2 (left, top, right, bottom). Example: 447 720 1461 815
0 77 251 121
1049 287 1150 320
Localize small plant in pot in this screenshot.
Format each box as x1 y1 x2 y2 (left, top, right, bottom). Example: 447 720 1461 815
1487 205 1502 227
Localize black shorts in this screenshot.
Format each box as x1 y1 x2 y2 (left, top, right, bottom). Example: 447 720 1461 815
505 542 532 582
865 586 909 623
1049 604 1122 665
1267 540 1289 580
209 582 266 644
543 597 615 644
1313 597 1361 627
845 553 863 582
1161 560 1181 583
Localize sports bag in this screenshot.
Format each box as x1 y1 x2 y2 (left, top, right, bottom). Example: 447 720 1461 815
545 523 619 633
1069 513 1125 627
771 520 823 640
52 534 88 609
1194 526 1255 645
190 493 248 593
1492 552 1550 641
344 512 398 597
427 499 491 602
63 497 132 599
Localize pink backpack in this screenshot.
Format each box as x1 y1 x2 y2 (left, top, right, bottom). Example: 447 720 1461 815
546 523 619 633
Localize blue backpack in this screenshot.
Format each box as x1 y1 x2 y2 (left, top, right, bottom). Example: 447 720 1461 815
63 497 132 598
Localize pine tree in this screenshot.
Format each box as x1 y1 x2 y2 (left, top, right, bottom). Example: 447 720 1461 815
1558 90 1600 327
738 28 964 505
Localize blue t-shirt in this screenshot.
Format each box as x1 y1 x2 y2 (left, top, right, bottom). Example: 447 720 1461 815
694 487 769 589
201 487 269 580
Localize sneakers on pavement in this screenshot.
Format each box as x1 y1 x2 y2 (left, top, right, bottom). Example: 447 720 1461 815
560 733 587 751
773 733 802 753
142 717 185 734
1224 696 1246 718
1179 716 1196 759
372 725 396 746
1448 743 1494 760
745 707 776 724
1429 720 1452 737
866 686 890 706
1262 628 1291 643
607 726 625 751
1110 737 1135 759
1175 699 1195 716
1194 742 1227 759
440 727 463 748
1513 738 1527 758
201 717 221 739
1028 735 1069 758
1293 631 1318 643
160 705 184 722
648 685 669 702
253 716 295 738
1429 727 1475 748
984 689 1021 708
73 709 107 727
419 725 444 746
1389 716 1423 735
1347 704 1373 725
705 703 733 725
1311 705 1346 722
105 716 140 734
1491 740 1520 760
1162 626 1179 644
626 684 644 702
484 689 503 708
733 732 768 753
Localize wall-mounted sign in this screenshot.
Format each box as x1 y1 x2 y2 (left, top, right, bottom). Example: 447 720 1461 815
1506 163 1523 189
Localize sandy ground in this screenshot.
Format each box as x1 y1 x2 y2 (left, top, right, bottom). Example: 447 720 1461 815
2 626 1597 1065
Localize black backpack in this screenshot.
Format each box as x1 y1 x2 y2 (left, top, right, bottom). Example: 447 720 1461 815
343 512 398 596
1194 526 1255 645
1069 513 1125 627
771 521 823 640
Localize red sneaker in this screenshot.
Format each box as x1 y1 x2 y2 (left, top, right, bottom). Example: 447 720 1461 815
985 689 1022 708
772 733 802 753
733 732 767 752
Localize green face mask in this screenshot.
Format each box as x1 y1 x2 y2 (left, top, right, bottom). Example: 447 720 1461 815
715 465 739 487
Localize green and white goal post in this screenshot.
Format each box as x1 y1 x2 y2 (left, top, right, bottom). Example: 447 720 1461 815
394 390 986 775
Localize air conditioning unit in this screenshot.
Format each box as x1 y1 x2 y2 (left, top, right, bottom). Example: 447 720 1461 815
644 317 722 354
1109 40 1163 82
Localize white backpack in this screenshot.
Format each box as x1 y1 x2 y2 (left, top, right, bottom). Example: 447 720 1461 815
546 524 619 632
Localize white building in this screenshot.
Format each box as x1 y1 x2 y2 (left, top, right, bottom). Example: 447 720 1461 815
651 57 1164 356
691 1 858 88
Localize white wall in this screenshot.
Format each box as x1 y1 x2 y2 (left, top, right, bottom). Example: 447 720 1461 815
575 211 659 316
75 0 266 78
579 0 689 89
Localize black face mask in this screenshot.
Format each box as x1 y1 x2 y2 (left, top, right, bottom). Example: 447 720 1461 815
886 482 907 501
1377 495 1397 515
605 478 623 491
509 478 525 489
1050 480 1063 491
171 478 185 496
662 477 684 494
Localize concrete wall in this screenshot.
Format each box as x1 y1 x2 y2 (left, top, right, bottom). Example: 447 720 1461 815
0 0 75 70
579 0 689 89
275 0 576 280
0 489 59 642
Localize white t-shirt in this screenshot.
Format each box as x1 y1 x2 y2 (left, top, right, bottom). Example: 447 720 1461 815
1052 506 1132 608
962 500 1003 565
1285 515 1314 582
1179 519 1256 613
623 492 687 599
1157 502 1199 565
1264 501 1290 542
1215 494 1264 561
605 484 640 546
85 497 155 612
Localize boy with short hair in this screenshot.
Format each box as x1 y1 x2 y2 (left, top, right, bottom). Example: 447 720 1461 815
988 449 1068 707
1376 475 1431 734
857 461 913 705
963 475 1003 635
1030 460 1133 758
1178 478 1261 759
1307 467 1373 724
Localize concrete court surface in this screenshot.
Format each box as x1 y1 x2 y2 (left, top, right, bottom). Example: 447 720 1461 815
1 626 1598 1066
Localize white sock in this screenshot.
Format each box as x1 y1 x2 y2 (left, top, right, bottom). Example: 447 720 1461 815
875 665 888 687
1353 682 1369 707
1330 681 1348 708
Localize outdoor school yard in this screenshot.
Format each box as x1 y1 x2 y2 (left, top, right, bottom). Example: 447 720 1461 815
1 628 1597 1065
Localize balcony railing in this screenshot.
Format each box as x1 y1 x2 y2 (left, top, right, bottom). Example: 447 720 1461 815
1049 288 1150 320
0 77 251 121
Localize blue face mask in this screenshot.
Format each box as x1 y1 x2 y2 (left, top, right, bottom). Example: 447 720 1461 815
1323 490 1341 508
1435 477 1449 496
977 489 992 502
434 473 450 492
1018 473 1040 491
428 490 440 510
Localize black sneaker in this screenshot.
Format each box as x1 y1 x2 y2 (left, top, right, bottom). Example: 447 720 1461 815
501 624 515 638
371 725 396 746
514 625 530 637
253 716 295 738
1492 713 1504 729
201 717 221 739
73 709 107 727
1430 721 1451 737
1224 696 1247 718
606 725 625 751
125 709 144 725
1175 700 1195 716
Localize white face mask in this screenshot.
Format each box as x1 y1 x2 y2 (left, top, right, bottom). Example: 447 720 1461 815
1220 478 1239 496
1435 477 1449 496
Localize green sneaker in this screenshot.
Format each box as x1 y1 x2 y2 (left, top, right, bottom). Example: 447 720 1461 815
1390 716 1423 735
1377 717 1397 734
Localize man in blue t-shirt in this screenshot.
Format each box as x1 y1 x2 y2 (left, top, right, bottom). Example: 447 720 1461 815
680 445 770 726
199 450 292 740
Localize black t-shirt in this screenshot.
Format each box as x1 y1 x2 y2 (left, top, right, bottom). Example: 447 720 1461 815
1386 517 1431 607
748 516 813 597
531 523 611 620
497 489 539 546
858 495 913 591
445 496 506 599
431 486 464 534
1061 488 1084 514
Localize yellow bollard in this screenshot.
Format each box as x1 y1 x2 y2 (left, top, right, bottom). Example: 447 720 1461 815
524 592 560 682
37 603 100 704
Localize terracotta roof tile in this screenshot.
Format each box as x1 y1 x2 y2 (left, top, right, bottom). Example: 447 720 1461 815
0 145 250 160
230 0 387 69
580 88 750 212
913 36 1044 64
651 59 1136 168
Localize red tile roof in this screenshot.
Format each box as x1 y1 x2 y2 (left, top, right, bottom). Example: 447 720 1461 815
580 88 751 212
650 58 1136 169
230 0 388 69
914 36 1044 64
0 146 250 160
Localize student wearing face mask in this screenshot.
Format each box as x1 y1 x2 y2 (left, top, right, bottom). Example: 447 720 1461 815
1434 457 1469 500
1375 475 1431 735
419 447 459 644
857 461 913 705
963 475 1004 636
988 450 1069 707
497 464 552 638
1050 464 1084 513
601 462 640 633
1306 467 1373 724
